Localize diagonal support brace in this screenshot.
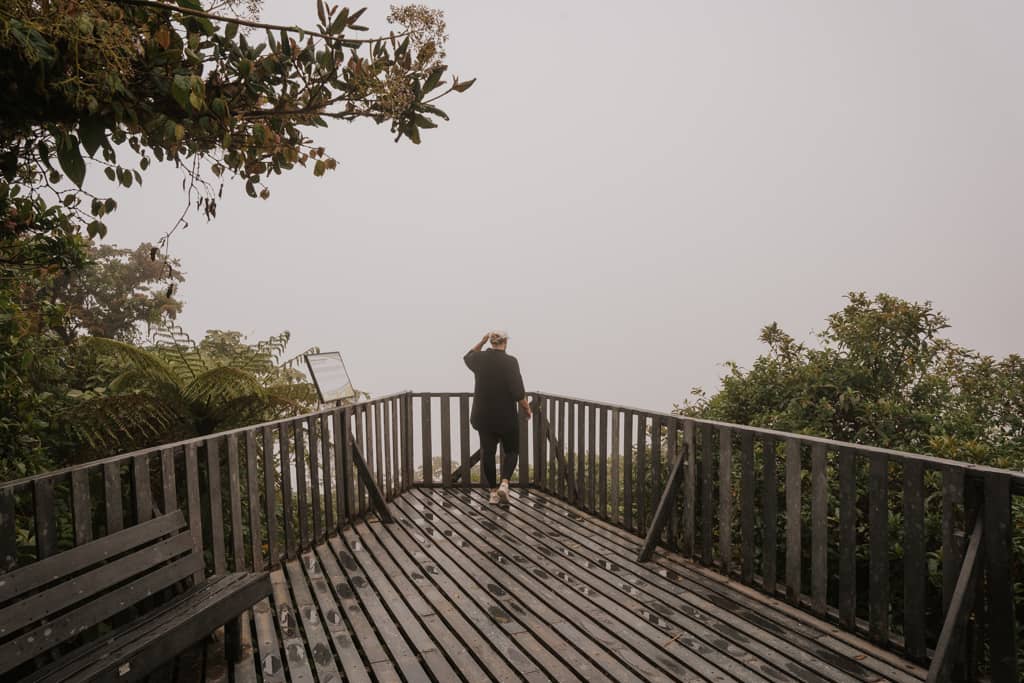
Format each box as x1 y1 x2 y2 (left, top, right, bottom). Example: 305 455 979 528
637 442 688 562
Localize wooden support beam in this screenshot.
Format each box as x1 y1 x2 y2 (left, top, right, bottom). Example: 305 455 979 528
347 430 394 524
637 441 688 563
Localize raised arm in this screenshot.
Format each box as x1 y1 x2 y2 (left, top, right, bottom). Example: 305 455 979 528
464 332 490 370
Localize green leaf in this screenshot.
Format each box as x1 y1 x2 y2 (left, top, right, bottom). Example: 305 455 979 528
225 21 238 40
56 134 86 187
104 167 116 181
171 75 191 111
86 220 107 238
79 117 105 157
452 78 476 93
188 92 203 110
423 66 446 94
413 114 438 129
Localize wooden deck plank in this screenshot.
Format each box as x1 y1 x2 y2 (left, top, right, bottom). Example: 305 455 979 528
521 489 926 683
391 493 613 681
283 558 343 683
270 568 316 682
252 596 285 683
370 509 534 682
503 489 849 683
400 490 668 683
431 488 774 682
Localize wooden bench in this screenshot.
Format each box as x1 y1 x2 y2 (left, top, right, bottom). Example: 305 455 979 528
0 509 271 682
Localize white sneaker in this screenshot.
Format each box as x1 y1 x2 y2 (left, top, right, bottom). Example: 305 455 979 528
497 481 510 506
488 490 500 505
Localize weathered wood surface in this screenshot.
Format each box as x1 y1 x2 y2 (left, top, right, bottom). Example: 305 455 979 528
201 487 927 683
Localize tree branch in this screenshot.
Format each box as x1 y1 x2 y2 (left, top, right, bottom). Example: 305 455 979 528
105 0 413 45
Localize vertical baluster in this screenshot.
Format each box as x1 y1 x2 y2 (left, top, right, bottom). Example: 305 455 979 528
206 438 226 574
558 401 567 500
611 408 620 525
263 426 279 567
373 401 384 492
294 419 309 551
785 438 801 604
718 427 732 575
984 472 1017 680
332 410 347 529
356 405 367 514
567 403 576 504
247 430 265 572
868 453 889 643
133 453 152 523
683 421 696 558
635 414 646 532
666 418 678 549
577 402 586 507
441 395 452 487
34 477 57 560
308 416 322 545
701 424 714 567
518 397 529 488
185 443 204 581
623 411 633 531
104 461 124 534
810 443 828 616
71 468 93 546
459 396 471 490
388 399 397 498
343 407 356 519
903 459 925 660
280 423 295 559
762 437 777 595
740 431 755 585
228 434 246 571
322 413 334 533
838 447 856 629
0 486 15 570
421 396 432 486
941 467 965 615
533 398 543 489
161 448 176 513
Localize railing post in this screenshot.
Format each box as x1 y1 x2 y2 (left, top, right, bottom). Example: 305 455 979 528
983 472 1017 680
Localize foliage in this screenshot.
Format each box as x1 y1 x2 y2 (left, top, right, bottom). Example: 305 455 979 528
0 0 473 244
680 292 1024 468
66 325 317 457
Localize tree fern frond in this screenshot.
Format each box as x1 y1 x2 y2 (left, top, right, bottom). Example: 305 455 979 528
64 394 187 454
182 366 265 410
279 346 320 370
79 337 179 388
149 324 208 381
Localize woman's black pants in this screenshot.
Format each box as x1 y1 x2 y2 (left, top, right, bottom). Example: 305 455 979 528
478 425 519 487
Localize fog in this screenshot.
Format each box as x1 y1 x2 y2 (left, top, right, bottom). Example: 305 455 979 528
110 0 1023 412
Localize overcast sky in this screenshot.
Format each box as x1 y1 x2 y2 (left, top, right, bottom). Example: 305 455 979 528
110 0 1023 412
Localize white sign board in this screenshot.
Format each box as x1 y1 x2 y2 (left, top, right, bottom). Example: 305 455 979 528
305 352 356 403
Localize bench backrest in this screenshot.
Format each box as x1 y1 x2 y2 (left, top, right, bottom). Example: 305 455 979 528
0 509 202 675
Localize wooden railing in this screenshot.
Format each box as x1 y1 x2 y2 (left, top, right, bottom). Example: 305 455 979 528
0 392 414 577
2 389 1020 680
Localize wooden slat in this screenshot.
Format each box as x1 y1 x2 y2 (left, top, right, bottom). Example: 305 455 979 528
160 448 176 513
558 400 567 499
576 401 585 506
356 405 367 514
343 408 356 519
666 419 679 550
280 423 296 559
283 559 343 683
440 395 452 487
650 415 662 531
810 443 828 616
294 419 309 551
941 466 965 614
421 396 432 486
185 443 205 582
459 396 471 489
228 434 246 572
683 420 696 558
207 437 226 574
838 447 856 629
104 461 124 534
269 569 315 682
372 401 384 493
332 411 347 529
133 453 152 523
301 550 373 683
983 472 1017 680
635 414 647 533
868 454 889 643
252 595 285 683
762 437 777 595
308 417 322 544
700 423 713 566
927 513 983 683
34 477 57 560
740 431 755 585
718 427 732 574
262 426 279 567
533 398 544 488
902 460 926 660
71 468 93 546
598 406 608 518
246 431 264 572
383 400 393 499
611 409 620 524
322 414 334 532
0 511 187 603
519 398 530 488
567 401 576 504
785 438 801 604
623 411 633 531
